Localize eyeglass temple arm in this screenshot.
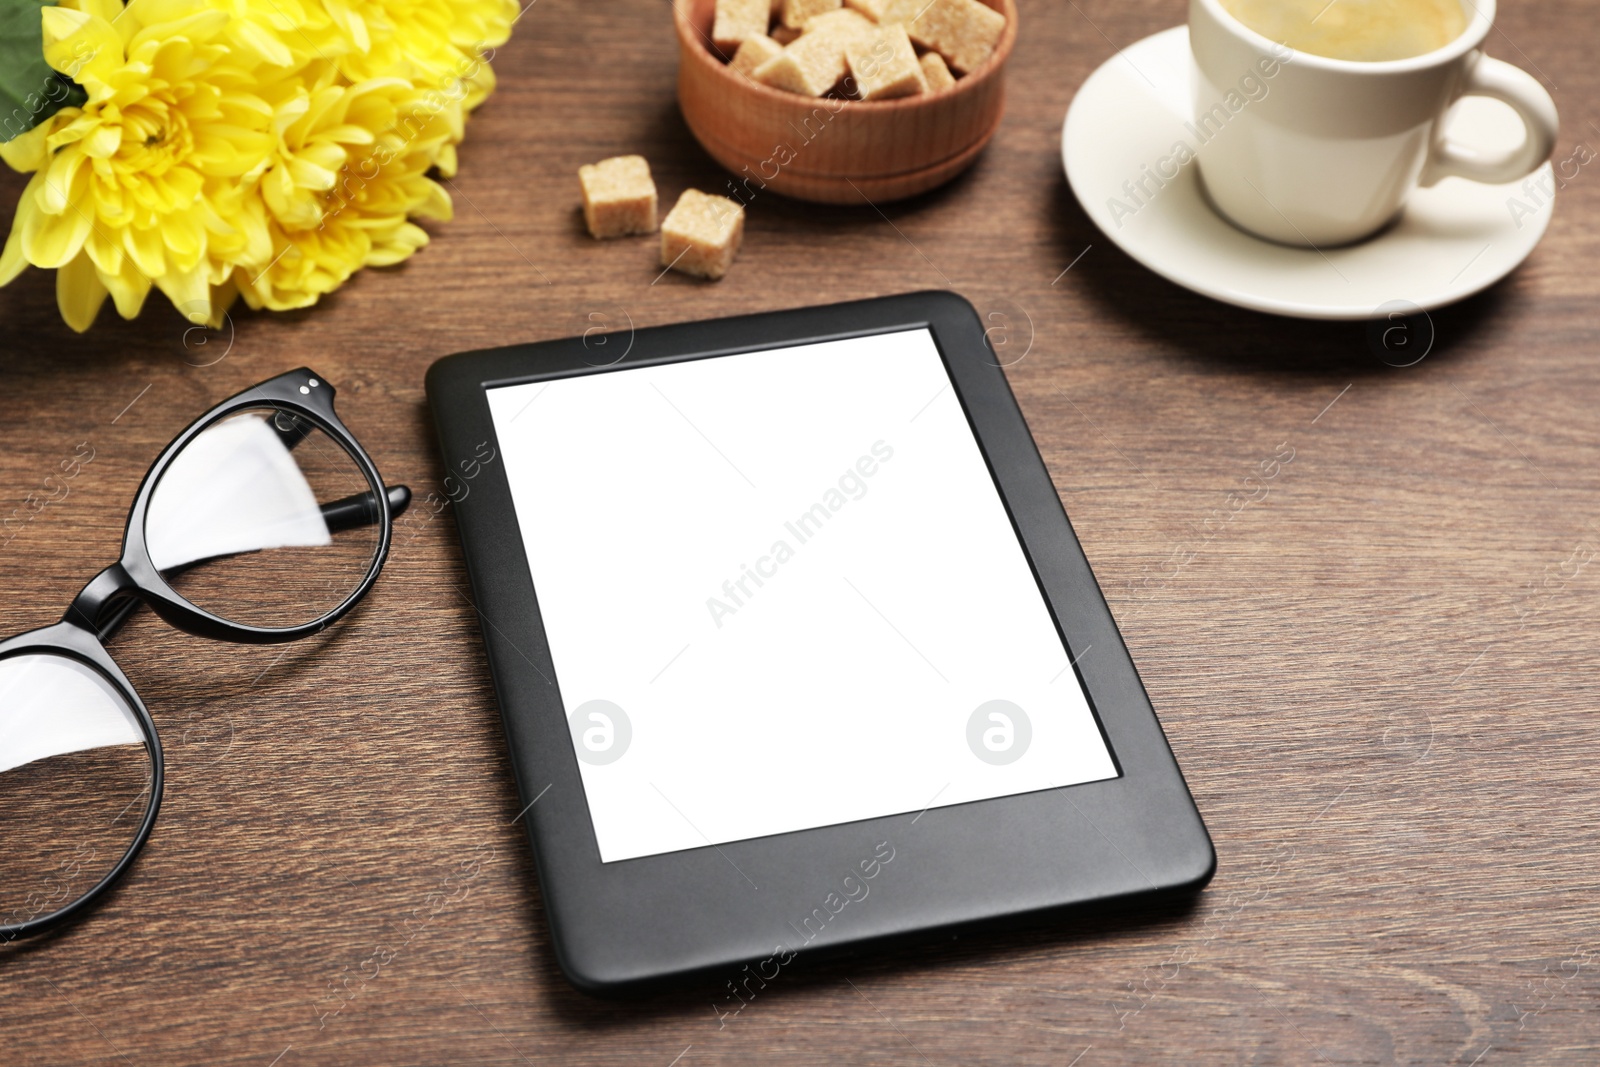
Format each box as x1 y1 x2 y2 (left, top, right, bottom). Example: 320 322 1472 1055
94 483 412 643
320 483 412 534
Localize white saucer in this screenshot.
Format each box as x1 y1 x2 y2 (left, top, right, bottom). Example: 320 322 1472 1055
1061 27 1555 320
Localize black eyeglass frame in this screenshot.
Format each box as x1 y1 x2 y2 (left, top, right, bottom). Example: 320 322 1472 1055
1 368 402 941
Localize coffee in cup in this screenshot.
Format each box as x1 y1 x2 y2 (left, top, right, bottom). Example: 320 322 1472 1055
1218 0 1469 62
1189 0 1558 246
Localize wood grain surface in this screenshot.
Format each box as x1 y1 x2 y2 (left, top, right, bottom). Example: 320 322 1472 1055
2 0 1598 1064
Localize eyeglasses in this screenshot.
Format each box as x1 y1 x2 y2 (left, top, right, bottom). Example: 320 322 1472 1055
0 369 408 940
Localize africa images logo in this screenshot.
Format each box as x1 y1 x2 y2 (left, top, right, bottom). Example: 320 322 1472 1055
705 441 895 629
1106 42 1294 229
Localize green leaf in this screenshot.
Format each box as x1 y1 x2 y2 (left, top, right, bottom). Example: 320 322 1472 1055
0 0 85 143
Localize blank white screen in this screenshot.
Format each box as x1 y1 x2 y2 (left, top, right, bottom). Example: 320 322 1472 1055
486 329 1117 863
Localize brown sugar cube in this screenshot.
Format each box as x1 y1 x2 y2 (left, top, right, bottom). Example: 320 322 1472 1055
868 0 920 23
754 14 871 96
919 49 956 90
801 7 877 37
903 0 1004 73
713 0 770 52
843 0 896 20
660 190 744 281
730 34 784 76
845 23 926 99
578 155 657 239
779 0 839 29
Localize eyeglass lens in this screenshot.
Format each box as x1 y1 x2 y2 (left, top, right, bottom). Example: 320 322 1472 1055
0 652 154 930
144 406 384 629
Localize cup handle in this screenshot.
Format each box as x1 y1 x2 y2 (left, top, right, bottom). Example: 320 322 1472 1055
1421 53 1559 186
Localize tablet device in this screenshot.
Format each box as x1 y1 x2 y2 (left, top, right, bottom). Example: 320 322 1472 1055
427 292 1212 995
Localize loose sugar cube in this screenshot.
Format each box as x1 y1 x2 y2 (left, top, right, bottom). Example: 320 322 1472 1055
754 16 869 96
730 33 784 76
919 49 956 90
780 0 840 29
904 0 1004 73
846 24 926 100
713 0 771 51
660 190 745 280
578 155 657 239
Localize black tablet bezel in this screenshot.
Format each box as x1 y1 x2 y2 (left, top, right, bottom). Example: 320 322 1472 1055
426 291 1213 996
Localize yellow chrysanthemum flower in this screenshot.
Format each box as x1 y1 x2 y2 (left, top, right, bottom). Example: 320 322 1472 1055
322 0 516 92
0 0 277 330
207 0 345 68
319 0 517 175
0 0 511 331
236 71 453 311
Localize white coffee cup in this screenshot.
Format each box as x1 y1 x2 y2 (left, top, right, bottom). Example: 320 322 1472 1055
1188 0 1559 247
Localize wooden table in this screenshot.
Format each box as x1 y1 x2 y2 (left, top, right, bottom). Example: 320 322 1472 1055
3 1 1597 1063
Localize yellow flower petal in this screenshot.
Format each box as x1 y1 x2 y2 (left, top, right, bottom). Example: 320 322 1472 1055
415 178 452 222
0 116 59 173
228 18 294 67
75 0 126 22
45 111 100 150
318 124 374 147
233 269 264 311
103 255 152 319
83 124 122 158
85 223 123 275
287 155 338 191
323 2 370 53
124 224 166 278
20 194 92 269
39 6 91 48
207 277 238 327
365 221 428 267
0 223 30 287
127 9 230 56
42 7 122 94
40 147 89 214
155 261 209 322
56 251 108 333
164 211 205 270
432 142 458 178
271 91 311 135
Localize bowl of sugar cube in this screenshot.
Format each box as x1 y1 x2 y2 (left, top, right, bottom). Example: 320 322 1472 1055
675 0 1017 204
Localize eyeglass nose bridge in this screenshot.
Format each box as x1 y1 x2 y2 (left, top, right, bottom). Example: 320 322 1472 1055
63 564 139 636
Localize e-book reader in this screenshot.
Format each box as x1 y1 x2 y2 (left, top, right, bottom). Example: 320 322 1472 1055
427 292 1213 995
